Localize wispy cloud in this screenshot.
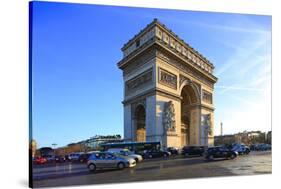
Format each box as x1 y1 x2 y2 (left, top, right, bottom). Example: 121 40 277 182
215 34 270 77
215 85 264 92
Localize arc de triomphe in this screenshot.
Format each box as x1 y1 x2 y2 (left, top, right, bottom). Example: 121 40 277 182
117 19 217 148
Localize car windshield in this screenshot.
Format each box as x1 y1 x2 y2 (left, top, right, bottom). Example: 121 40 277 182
121 150 133 155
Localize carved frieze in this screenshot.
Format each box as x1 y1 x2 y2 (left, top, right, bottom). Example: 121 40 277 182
156 50 214 88
158 68 177 89
125 69 153 96
202 90 213 104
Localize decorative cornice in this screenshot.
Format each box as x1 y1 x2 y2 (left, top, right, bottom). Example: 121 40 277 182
121 19 213 67
120 19 216 75
118 38 156 69
122 19 158 51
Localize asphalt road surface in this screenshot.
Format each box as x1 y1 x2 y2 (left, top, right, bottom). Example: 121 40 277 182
32 151 271 188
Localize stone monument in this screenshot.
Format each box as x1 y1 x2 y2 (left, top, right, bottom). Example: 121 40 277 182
117 19 217 148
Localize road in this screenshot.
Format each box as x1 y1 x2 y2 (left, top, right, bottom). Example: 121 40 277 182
32 151 271 188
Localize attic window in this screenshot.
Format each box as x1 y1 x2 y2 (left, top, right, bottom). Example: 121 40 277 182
136 39 140 47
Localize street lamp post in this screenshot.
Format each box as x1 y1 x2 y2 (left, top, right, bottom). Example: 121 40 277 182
52 143 57 155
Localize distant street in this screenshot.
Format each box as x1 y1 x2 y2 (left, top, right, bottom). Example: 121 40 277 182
33 151 271 188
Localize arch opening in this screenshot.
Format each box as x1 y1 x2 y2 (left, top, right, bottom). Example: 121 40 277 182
134 105 146 142
180 84 199 146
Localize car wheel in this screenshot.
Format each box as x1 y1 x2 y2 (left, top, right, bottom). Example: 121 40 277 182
208 155 214 160
230 154 236 159
135 158 139 163
163 153 168 158
88 163 96 172
117 162 125 170
149 154 153 159
185 153 189 157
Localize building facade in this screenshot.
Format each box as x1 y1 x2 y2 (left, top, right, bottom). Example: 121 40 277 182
117 19 217 149
214 131 268 146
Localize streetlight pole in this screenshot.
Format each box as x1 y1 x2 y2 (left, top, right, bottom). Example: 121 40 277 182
220 122 223 145
52 143 57 156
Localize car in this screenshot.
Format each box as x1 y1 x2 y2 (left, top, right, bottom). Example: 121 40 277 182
231 143 250 155
68 153 81 161
43 155 56 163
205 146 238 160
87 152 136 172
256 143 271 151
181 146 205 157
78 153 92 163
55 155 66 163
107 148 143 163
34 157 47 164
143 149 171 159
64 154 70 162
167 147 180 155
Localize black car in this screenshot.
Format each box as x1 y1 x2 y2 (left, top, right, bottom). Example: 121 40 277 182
55 155 66 163
64 154 71 162
78 153 92 163
143 149 171 159
205 146 238 160
181 146 205 157
167 147 180 155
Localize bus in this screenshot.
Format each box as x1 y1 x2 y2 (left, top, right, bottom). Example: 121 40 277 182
100 141 161 155
39 147 54 157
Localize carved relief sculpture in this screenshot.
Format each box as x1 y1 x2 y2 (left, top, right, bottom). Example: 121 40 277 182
159 68 177 89
201 114 212 136
163 101 176 132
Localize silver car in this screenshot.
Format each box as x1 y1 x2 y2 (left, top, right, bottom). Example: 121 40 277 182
87 152 136 172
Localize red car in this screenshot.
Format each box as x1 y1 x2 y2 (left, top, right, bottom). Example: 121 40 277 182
34 157 47 164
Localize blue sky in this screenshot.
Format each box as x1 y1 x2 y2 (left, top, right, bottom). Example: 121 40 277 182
31 2 271 148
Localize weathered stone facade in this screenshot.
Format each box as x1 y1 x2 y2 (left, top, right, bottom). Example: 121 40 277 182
117 19 217 148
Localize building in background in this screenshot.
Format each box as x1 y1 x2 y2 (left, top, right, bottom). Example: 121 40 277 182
84 135 122 149
53 135 122 156
214 130 269 146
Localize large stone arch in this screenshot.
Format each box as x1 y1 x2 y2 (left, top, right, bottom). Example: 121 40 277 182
180 81 201 146
179 78 201 103
118 19 217 147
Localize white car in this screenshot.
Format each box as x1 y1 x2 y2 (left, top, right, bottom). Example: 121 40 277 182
107 148 143 163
